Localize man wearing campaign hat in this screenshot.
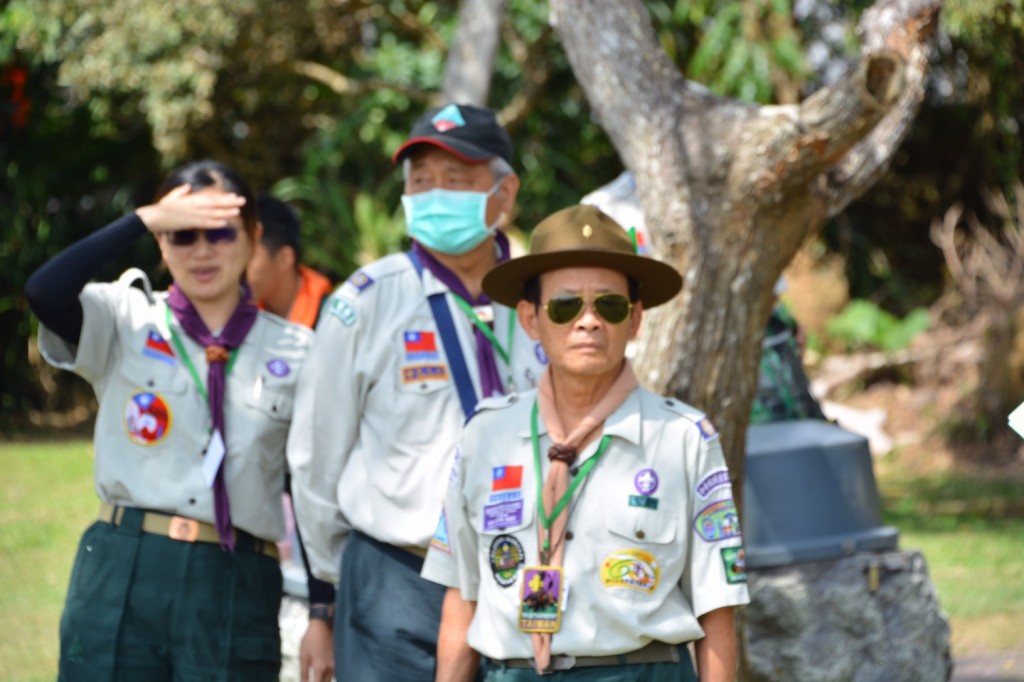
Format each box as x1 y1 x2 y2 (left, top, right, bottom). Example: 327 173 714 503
422 204 750 681
288 104 549 681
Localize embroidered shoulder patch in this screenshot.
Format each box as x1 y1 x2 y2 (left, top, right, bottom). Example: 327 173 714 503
695 467 731 499
721 547 747 584
328 298 358 326
697 417 719 441
345 271 374 293
693 499 741 542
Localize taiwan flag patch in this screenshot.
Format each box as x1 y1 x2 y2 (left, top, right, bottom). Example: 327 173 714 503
404 330 440 361
492 465 523 491
142 330 175 366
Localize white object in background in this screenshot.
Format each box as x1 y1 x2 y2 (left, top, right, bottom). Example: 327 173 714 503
1008 401 1024 438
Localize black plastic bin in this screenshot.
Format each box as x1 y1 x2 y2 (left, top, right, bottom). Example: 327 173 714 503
742 419 899 569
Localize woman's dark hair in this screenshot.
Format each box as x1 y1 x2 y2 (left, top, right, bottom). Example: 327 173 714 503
522 273 641 306
155 160 259 237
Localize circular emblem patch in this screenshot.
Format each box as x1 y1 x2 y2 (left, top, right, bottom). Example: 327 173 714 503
266 358 290 377
124 391 172 446
489 534 525 587
634 468 659 496
601 549 660 592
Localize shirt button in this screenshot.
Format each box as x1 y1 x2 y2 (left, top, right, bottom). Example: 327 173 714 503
565 531 574 541
636 530 646 540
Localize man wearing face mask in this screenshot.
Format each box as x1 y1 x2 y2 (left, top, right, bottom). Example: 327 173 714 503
287 103 549 682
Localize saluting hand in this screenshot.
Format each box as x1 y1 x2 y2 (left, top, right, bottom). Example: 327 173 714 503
135 184 247 233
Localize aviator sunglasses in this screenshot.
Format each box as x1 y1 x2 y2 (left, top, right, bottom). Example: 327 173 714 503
543 293 633 326
164 227 239 247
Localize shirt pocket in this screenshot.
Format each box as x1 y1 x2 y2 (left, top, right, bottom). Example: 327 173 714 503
606 505 678 546
117 354 191 397
602 505 682 600
115 356 191 448
243 381 294 422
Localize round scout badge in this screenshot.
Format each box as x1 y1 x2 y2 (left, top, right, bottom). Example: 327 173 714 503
124 391 172 445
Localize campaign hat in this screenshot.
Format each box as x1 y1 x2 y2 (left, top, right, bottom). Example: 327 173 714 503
483 204 683 309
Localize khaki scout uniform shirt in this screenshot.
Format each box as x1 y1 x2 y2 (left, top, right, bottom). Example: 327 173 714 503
287 252 548 584
38 269 312 542
421 387 751 660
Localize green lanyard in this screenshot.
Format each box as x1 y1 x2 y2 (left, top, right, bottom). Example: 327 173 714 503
451 295 516 366
164 304 239 404
531 400 611 564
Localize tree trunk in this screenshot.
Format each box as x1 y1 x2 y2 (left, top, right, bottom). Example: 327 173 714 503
548 0 941 510
442 0 507 106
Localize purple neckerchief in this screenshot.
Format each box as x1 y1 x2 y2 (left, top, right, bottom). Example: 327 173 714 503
412 234 510 401
167 283 259 551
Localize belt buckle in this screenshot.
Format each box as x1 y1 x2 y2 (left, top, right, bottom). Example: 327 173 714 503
549 654 575 672
168 516 200 542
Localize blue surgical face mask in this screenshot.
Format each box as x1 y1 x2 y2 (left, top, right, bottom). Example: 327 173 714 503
402 180 504 255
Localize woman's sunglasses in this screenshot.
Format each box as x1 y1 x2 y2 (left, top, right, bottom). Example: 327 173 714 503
543 293 633 326
164 227 239 247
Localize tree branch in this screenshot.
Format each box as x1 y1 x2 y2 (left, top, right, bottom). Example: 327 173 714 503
824 0 942 216
733 0 940 215
380 0 449 52
497 24 555 131
290 60 435 102
548 0 721 174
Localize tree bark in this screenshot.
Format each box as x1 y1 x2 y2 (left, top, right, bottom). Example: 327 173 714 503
442 0 508 106
549 0 942 509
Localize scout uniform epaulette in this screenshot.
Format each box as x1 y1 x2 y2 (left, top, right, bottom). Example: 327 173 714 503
340 252 414 296
465 392 519 426
659 396 720 441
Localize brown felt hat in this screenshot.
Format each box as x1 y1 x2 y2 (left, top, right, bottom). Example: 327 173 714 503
483 204 683 308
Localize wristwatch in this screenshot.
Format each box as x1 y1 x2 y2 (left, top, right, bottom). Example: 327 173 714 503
309 603 335 625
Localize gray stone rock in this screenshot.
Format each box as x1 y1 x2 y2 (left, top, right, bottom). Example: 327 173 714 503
743 549 952 682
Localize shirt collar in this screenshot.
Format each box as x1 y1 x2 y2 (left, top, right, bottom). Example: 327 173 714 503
516 387 642 449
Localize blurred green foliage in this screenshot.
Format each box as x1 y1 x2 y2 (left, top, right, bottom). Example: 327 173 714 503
825 299 931 352
3 0 1024 427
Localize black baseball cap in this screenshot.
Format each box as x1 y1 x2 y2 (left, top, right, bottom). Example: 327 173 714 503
392 103 514 166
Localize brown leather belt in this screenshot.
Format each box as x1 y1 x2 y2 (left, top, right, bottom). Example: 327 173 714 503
497 640 682 671
98 502 279 560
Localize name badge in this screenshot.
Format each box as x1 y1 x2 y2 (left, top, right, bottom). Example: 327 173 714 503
518 565 563 634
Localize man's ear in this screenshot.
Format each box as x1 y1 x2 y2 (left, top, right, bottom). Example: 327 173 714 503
497 173 520 214
628 301 644 341
517 298 541 341
279 244 297 270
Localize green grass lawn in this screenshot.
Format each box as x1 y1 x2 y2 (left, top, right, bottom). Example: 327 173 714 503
878 462 1024 654
0 439 96 682
1 438 1021 680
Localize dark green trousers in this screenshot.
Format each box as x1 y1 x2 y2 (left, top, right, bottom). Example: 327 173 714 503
59 509 282 682
485 645 698 682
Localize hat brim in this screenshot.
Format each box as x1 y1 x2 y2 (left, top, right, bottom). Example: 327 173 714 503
392 137 493 165
483 249 683 310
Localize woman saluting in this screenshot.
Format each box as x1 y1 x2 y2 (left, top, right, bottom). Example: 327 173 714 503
25 160 311 681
